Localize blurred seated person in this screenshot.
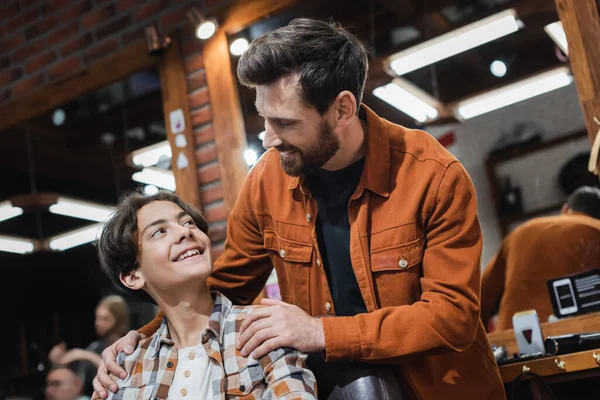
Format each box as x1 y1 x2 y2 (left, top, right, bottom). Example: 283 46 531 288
93 190 317 399
482 186 600 331
45 364 90 400
49 295 130 394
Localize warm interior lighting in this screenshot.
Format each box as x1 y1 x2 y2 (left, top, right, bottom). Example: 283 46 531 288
132 167 176 191
230 38 249 56
49 197 114 222
373 78 442 123
389 9 520 76
0 235 35 254
0 201 23 223
187 8 217 40
544 21 568 55
48 223 103 251
244 149 258 166
455 66 573 120
131 141 172 167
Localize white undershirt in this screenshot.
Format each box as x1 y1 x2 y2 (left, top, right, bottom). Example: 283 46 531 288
167 343 213 399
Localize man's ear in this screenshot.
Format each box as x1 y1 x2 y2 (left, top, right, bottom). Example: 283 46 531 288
120 268 145 291
332 90 357 129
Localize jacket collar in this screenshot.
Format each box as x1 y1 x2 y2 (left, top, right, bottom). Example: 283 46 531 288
287 104 391 198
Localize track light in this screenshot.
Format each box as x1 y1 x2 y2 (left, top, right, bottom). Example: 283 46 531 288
544 21 568 55
187 8 217 40
145 24 171 56
132 167 176 191
373 78 444 123
454 66 572 120
388 9 521 76
49 197 114 222
0 235 35 254
0 201 23 223
131 141 172 168
48 223 104 251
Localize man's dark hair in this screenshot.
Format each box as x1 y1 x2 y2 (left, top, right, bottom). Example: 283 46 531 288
566 186 600 219
237 17 369 115
97 189 209 303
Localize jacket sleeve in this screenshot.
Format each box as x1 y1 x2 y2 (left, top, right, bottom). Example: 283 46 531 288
206 164 274 305
260 348 318 400
321 161 483 363
480 241 508 328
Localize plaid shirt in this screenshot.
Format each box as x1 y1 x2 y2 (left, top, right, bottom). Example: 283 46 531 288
108 292 317 400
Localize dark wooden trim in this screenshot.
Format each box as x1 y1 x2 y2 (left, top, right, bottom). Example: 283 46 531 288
0 40 156 132
157 33 202 209
203 0 298 212
556 0 600 143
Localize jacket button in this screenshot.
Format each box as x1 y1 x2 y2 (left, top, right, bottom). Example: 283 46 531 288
325 302 332 311
167 361 173 368
306 213 312 222
239 385 246 392
399 258 408 269
279 249 286 258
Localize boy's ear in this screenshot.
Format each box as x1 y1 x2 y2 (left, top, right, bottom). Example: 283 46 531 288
120 268 145 291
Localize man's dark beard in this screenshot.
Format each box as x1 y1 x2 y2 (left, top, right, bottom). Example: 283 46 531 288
278 120 340 177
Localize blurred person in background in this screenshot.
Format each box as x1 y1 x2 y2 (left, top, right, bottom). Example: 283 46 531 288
49 295 130 395
45 364 90 400
482 186 600 331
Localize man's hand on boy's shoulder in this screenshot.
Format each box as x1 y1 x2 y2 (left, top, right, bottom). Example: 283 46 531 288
237 299 325 359
92 330 146 399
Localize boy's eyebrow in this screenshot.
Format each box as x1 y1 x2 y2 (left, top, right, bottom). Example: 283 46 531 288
141 211 189 235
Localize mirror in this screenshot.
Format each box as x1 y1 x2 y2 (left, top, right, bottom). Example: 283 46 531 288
0 66 169 396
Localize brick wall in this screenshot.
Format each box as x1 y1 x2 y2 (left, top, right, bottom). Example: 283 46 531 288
0 0 231 255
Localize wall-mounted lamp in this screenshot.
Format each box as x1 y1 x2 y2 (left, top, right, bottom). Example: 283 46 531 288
145 24 171 56
187 8 218 40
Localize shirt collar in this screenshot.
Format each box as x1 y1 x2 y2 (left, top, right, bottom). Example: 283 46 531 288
149 291 232 359
287 104 391 198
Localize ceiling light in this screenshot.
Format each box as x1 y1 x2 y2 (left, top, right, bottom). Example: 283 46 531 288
455 66 572 120
144 185 160 196
48 223 103 251
373 78 443 123
0 201 23 223
230 38 249 56
258 131 265 141
0 235 35 254
490 60 507 77
544 21 568 55
49 197 114 222
388 9 520 76
52 108 66 126
187 8 217 40
131 141 172 167
132 167 176 191
244 149 258 166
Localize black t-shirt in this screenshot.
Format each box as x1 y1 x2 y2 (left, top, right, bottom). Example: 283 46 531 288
306 157 367 316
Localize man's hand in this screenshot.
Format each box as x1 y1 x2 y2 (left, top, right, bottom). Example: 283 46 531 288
237 299 325 359
92 330 144 399
48 342 67 365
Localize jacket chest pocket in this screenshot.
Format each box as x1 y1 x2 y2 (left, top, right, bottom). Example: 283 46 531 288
264 230 313 312
370 236 424 307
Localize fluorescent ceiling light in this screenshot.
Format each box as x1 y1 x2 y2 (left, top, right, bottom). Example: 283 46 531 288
544 21 568 55
373 78 442 123
131 141 172 167
0 235 35 254
48 223 103 251
389 9 520 76
455 66 573 120
132 167 176 191
49 197 114 222
0 201 23 222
